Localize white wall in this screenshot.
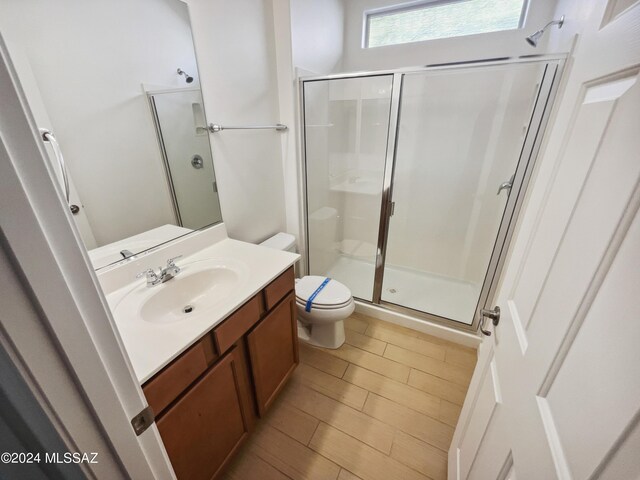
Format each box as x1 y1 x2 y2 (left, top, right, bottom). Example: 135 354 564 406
1 0 290 248
290 0 345 74
0 0 198 246
341 0 561 72
188 0 287 244
272 1 305 271
269 0 348 274
7 51 98 250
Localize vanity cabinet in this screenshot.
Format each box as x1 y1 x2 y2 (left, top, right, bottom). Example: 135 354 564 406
156 346 252 480
248 291 298 415
142 267 297 480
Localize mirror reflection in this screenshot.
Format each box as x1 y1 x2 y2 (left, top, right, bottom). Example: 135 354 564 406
0 0 222 269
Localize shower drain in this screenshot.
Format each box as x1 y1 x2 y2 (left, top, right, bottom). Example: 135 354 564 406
182 305 194 314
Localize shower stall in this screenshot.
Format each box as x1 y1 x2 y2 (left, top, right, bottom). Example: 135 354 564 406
300 57 563 331
147 88 222 230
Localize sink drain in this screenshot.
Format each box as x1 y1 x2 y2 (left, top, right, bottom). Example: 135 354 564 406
182 305 194 314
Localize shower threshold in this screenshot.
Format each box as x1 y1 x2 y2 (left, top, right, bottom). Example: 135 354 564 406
325 255 481 326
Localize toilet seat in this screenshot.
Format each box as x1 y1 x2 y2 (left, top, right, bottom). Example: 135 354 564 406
297 297 355 331
295 298 352 310
295 276 352 310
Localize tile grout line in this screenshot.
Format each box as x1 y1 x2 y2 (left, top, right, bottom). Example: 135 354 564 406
311 420 443 479
337 369 454 429
255 448 297 480
311 420 396 458
356 404 452 456
308 421 353 479
361 390 370 412
250 422 343 479
307 418 322 447
341 360 350 379
245 435 318 480
335 364 465 419
343 336 387 357
341 365 437 402
316 343 414 381
290 384 398 454
285 380 418 455
354 313 475 353
356 325 452 363
385 432 442 480
381 345 475 386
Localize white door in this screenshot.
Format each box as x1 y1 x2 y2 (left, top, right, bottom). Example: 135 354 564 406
0 36 176 479
450 2 640 479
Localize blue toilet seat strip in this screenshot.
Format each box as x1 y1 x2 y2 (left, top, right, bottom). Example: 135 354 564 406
305 277 331 312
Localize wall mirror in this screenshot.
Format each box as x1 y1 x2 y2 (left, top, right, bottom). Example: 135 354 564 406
0 0 222 269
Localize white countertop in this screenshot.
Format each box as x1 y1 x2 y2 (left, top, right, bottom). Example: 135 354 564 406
101 228 298 384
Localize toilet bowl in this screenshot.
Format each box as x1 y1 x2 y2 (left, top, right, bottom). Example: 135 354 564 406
260 233 353 349
295 276 354 349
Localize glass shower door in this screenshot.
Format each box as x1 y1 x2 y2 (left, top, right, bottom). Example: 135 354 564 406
150 89 222 230
303 75 394 302
381 63 549 324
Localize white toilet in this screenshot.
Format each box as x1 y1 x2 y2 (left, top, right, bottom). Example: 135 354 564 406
260 233 354 349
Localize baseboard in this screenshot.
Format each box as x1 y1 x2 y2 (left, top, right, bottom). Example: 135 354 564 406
354 301 481 349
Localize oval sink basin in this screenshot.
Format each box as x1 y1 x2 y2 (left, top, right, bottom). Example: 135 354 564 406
113 259 249 325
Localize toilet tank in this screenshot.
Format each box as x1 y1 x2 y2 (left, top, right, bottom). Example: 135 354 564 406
260 232 297 252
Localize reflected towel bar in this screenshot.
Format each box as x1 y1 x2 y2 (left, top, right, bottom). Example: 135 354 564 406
207 123 287 133
39 128 70 203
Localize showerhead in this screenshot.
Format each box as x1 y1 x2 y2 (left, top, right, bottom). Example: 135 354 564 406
525 15 564 47
525 30 544 47
177 68 194 83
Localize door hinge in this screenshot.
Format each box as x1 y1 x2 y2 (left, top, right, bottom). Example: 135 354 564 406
131 405 155 436
212 181 218 193
389 201 395 217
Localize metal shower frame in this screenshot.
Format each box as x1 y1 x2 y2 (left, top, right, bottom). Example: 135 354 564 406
298 54 565 333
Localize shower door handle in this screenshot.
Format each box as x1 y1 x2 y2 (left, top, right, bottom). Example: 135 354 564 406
479 306 500 336
497 174 515 195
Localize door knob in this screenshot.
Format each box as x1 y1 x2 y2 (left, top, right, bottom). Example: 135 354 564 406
479 306 500 336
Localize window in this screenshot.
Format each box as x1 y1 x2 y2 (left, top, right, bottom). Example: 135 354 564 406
365 0 528 48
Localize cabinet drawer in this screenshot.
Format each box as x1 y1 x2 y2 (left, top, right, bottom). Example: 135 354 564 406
263 267 295 311
143 335 217 416
213 294 263 355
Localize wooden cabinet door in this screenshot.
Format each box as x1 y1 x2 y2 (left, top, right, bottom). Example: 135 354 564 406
247 292 299 415
157 346 250 480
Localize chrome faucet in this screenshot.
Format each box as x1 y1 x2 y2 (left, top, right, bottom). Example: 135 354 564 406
120 249 135 259
136 256 182 287
162 255 182 281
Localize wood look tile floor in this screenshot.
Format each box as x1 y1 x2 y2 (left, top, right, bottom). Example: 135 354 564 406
224 313 477 480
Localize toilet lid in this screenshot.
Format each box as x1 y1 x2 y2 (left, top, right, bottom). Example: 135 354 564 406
295 276 352 307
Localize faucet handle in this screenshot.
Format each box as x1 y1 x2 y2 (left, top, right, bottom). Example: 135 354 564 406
136 268 159 280
167 255 182 266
